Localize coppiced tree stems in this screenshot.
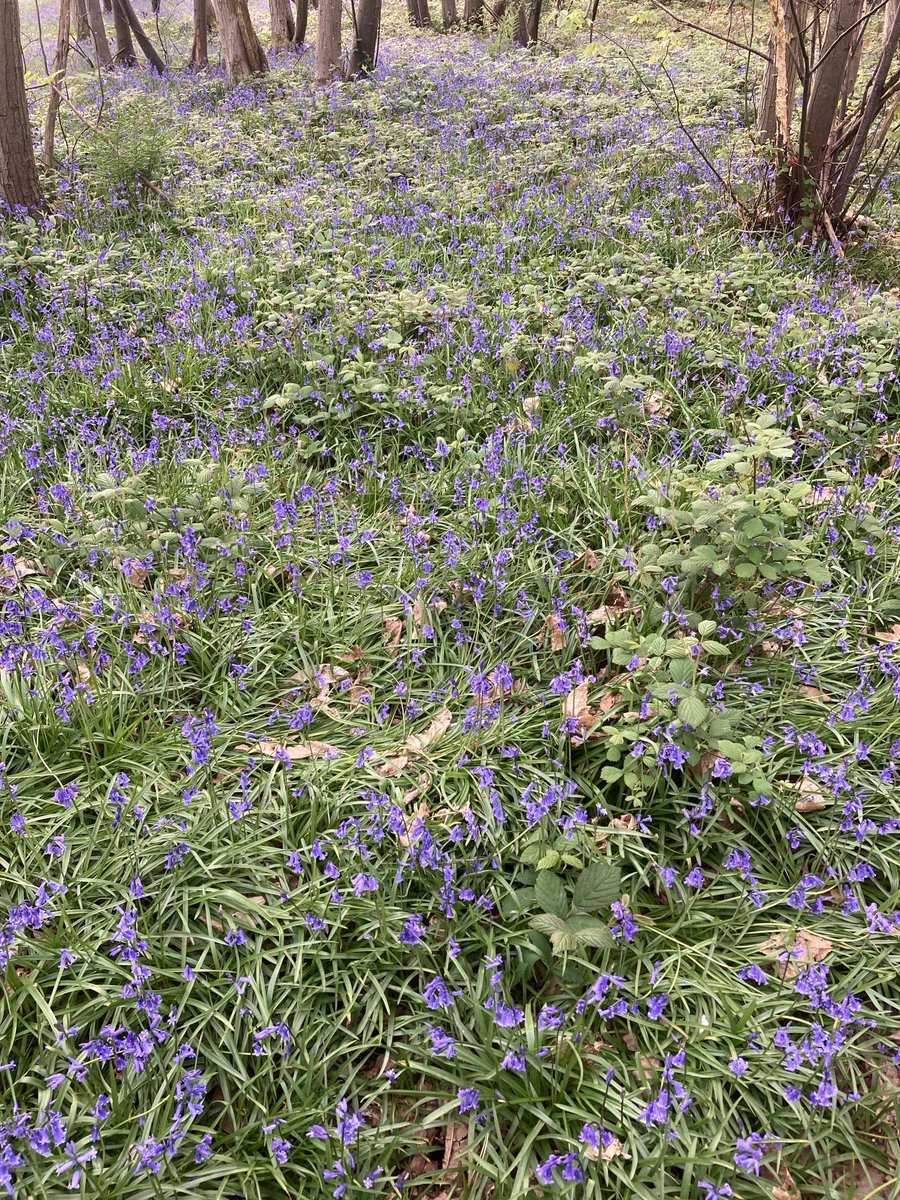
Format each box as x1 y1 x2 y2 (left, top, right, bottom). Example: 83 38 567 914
111 0 135 64
0 0 43 210
85 0 113 65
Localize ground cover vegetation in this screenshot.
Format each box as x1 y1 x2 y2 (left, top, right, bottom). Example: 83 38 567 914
2 3 900 1197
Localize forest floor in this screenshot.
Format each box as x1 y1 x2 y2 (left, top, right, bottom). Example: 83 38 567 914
3 5 900 1198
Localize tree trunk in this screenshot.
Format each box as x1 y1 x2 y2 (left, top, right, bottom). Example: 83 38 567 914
85 0 113 65
74 0 90 39
463 0 483 26
315 0 341 82
526 0 542 41
111 0 135 62
111 0 136 64
511 0 527 43
269 0 295 44
217 0 268 81
103 0 111 10
294 0 308 43
115 0 166 72
406 0 421 24
441 0 458 27
804 0 865 174
417 0 432 23
348 0 381 74
886 0 900 47
44 0 71 170
190 0 208 66
758 0 806 145
0 0 42 211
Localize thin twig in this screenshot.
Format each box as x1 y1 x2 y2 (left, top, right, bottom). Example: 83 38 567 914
644 0 772 62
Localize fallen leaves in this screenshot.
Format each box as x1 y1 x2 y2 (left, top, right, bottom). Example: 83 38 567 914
0 557 52 588
544 612 567 651
405 709 452 754
792 775 829 812
761 928 833 980
563 682 623 742
241 739 340 761
585 584 632 627
873 625 900 644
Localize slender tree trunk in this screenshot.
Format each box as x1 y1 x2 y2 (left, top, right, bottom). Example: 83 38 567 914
216 0 268 81
0 0 42 211
111 0 136 63
758 0 806 144
293 0 308 43
85 0 113 65
315 0 341 81
441 0 458 28
151 0 160 11
347 0 381 74
417 0 432 23
804 0 865 174
463 0 483 26
103 0 111 10
190 0 209 66
74 0 90 39
526 0 542 41
830 5 900 211
406 0 422 24
116 0 166 72
269 0 295 44
511 0 527 43
44 0 71 170
886 0 900 47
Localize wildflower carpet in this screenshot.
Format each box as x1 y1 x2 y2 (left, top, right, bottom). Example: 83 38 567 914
2 15 900 1199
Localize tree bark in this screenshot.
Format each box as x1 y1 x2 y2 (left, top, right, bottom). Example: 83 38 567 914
269 0 295 44
190 0 209 66
417 0 432 23
115 0 166 72
315 0 341 82
886 0 900 48
348 0 381 74
111 0 136 64
463 0 483 26
0 0 42 211
440 0 458 28
511 0 527 43
85 0 113 65
74 0 90 39
758 0 806 145
804 0 865 174
526 0 542 42
294 0 308 43
216 0 268 81
406 0 421 24
44 0 71 170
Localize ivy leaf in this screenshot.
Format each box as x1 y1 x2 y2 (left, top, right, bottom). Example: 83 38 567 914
573 862 622 913
534 871 568 917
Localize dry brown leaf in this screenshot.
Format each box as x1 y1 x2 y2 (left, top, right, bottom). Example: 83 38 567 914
374 756 409 778
405 709 452 754
402 773 431 805
242 739 340 761
442 1121 467 1172
793 775 829 812
761 928 833 980
564 684 622 742
797 684 832 702
383 615 404 650
412 597 426 637
0 557 50 587
772 1164 801 1200
600 1136 629 1164
576 547 601 571
873 625 900 644
544 613 567 651
642 390 671 420
521 395 541 420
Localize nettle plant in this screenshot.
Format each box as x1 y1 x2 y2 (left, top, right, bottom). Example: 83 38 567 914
637 417 831 596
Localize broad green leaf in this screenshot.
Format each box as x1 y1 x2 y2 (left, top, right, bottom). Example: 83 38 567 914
677 695 708 727
573 861 622 913
534 871 568 917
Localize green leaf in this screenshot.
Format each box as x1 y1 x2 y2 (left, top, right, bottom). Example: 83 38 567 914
534 871 568 917
573 861 622 913
697 619 717 637
529 912 568 937
549 930 580 955
568 915 614 948
600 765 622 783
669 658 693 686
700 640 730 656
734 561 756 579
677 695 708 727
537 850 561 870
